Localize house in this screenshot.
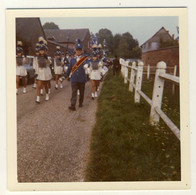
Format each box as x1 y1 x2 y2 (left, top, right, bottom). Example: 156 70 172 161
140 27 175 53
16 18 66 56
16 18 46 55
44 28 91 54
141 27 179 70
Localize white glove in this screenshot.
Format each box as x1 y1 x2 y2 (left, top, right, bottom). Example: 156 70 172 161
64 66 68 72
83 64 88 69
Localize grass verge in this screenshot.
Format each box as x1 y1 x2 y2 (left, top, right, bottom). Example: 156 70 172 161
85 71 180 181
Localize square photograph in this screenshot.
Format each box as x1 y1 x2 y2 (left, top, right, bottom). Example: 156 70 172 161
6 8 189 191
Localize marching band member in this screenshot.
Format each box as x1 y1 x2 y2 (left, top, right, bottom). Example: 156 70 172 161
88 51 104 99
16 41 27 94
32 43 40 89
35 43 52 103
54 46 64 89
64 39 89 111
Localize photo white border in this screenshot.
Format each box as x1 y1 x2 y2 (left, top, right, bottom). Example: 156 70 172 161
6 7 190 192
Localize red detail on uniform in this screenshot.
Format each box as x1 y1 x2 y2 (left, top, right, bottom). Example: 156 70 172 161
71 56 88 75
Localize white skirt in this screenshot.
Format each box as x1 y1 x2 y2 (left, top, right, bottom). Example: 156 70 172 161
16 66 27 77
89 70 102 80
37 67 52 81
54 66 63 75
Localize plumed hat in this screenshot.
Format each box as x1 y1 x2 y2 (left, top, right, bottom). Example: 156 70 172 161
55 50 61 56
75 39 83 49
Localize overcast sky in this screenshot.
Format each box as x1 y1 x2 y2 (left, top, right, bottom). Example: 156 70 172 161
40 16 178 45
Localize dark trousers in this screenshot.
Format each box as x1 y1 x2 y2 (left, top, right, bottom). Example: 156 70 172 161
71 82 85 107
113 68 120 75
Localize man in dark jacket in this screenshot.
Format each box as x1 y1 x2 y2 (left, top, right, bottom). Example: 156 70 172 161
65 39 89 111
112 55 121 75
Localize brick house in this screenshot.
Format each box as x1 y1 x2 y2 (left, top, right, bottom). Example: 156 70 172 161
140 27 179 72
44 28 91 54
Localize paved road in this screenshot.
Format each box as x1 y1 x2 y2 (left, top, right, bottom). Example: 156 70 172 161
17 79 98 182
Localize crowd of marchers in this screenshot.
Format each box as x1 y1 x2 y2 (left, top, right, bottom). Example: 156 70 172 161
16 37 121 111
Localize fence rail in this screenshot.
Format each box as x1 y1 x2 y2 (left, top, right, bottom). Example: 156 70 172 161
120 59 180 141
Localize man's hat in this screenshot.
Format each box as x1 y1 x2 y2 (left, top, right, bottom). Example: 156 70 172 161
75 39 83 50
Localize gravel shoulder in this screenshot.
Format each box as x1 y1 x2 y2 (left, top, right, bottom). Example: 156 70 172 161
17 79 98 182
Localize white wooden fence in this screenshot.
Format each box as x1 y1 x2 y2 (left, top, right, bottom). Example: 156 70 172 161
120 59 180 141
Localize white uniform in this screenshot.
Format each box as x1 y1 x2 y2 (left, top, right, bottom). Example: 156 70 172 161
36 55 52 81
16 56 27 77
54 58 64 75
89 60 104 80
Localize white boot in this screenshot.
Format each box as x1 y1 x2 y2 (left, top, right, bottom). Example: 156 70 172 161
92 93 95 100
48 88 51 94
45 94 49 101
16 89 18 95
77 90 80 96
32 83 37 88
60 83 63 88
97 87 100 91
55 84 58 89
95 91 98 97
36 96 40 103
23 88 27 94
40 89 44 95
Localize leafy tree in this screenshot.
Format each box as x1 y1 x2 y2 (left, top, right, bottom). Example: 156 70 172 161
96 28 113 53
116 38 130 58
43 22 59 29
130 46 142 59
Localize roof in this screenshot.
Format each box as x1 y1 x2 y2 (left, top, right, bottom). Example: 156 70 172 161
16 18 46 44
44 28 90 43
140 27 174 47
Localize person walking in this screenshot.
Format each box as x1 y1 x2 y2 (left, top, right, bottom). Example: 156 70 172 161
64 39 89 111
35 43 52 103
54 46 64 89
112 55 121 75
16 41 27 95
88 51 103 99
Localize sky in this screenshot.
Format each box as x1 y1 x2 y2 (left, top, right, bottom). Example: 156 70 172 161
40 16 179 45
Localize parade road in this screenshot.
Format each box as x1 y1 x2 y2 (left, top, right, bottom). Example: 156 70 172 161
17 79 97 182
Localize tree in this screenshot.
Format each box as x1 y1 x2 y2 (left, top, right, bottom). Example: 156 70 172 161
96 28 113 53
43 22 59 30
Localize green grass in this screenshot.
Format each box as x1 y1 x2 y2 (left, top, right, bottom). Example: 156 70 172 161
85 71 180 181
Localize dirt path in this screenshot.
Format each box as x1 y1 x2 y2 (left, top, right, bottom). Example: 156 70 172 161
17 79 98 182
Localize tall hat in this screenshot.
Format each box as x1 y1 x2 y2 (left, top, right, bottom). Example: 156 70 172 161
16 41 23 53
38 36 45 44
75 39 83 50
39 43 47 51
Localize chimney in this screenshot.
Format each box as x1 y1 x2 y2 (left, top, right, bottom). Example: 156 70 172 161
172 34 175 39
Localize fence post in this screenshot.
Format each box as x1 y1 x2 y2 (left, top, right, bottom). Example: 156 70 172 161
129 62 136 92
172 65 177 95
120 58 124 75
134 61 144 103
150 61 167 125
147 64 150 80
124 61 129 84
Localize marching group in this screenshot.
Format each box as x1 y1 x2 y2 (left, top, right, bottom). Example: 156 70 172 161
16 37 114 111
